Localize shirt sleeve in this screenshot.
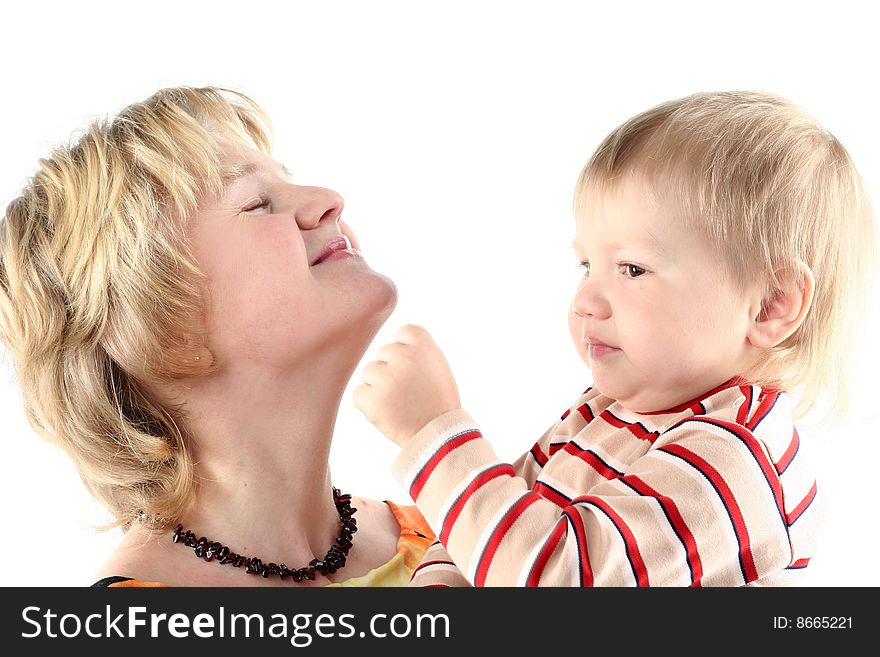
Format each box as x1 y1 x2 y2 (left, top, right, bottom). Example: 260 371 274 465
392 409 794 586
407 540 473 587
401 405 572 587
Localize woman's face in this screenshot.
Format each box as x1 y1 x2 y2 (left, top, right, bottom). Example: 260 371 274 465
187 144 397 371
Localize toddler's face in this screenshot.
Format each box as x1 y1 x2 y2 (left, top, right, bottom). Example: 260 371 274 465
568 173 761 412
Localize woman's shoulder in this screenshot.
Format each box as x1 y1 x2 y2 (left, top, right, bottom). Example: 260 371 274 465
89 526 202 587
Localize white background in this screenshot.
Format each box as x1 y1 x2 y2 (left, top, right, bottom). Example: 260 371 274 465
1 0 877 586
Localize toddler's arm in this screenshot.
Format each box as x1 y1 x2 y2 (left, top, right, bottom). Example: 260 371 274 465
356 325 803 586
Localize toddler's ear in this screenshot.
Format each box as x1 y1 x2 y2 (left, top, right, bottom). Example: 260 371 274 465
746 260 815 350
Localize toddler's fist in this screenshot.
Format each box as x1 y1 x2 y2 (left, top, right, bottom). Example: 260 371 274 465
354 324 461 446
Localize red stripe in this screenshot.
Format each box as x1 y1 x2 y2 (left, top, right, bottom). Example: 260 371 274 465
526 519 567 586
661 444 759 584
530 443 549 467
577 402 595 423
475 494 540 586
410 430 482 500
736 386 753 426
670 417 786 524
564 444 620 480
600 411 658 443
745 389 780 431
564 509 594 586
789 557 810 569
573 496 650 586
776 428 799 474
621 475 703 587
718 418 785 521
548 442 566 456
439 464 516 544
786 481 817 525
561 408 571 420
534 481 570 508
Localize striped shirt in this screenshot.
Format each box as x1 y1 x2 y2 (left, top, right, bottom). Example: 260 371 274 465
392 378 822 587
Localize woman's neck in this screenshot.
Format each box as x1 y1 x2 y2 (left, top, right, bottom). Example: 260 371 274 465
166 352 356 569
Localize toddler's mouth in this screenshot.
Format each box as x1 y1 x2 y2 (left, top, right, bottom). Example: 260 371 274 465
586 335 621 360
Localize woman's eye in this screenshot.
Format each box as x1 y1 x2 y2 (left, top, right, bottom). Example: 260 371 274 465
622 263 646 278
243 197 271 212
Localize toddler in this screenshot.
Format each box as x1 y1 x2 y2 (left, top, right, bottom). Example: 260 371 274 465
354 91 876 586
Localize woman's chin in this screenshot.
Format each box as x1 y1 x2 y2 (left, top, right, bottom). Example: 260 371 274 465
328 268 398 341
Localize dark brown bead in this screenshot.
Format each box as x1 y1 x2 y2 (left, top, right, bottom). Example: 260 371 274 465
170 488 356 582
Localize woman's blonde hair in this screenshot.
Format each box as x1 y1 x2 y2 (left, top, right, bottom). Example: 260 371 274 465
0 86 273 530
575 90 876 420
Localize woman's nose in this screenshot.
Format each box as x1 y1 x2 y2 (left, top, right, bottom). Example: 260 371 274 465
293 186 345 230
571 277 611 319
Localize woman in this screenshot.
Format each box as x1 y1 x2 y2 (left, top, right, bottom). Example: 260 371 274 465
0 86 433 586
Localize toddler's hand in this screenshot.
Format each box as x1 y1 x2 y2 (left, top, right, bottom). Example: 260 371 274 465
354 324 461 447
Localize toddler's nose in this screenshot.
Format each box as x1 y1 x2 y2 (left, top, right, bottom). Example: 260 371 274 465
571 278 611 319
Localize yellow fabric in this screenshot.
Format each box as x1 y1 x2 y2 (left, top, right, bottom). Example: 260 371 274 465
107 501 434 588
327 501 434 587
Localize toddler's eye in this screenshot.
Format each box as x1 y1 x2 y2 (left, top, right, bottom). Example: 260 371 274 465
622 263 646 278
577 261 591 277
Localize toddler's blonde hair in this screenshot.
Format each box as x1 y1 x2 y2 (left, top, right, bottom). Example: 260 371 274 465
575 91 876 419
0 86 273 530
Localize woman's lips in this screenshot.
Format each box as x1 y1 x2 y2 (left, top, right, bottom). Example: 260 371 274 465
318 248 360 264
312 235 361 266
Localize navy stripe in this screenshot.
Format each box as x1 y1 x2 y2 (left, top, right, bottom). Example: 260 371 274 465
658 447 750 585
603 409 655 438
617 477 696 586
535 480 573 504
750 392 780 431
562 510 586 587
665 418 787 531
571 499 640 586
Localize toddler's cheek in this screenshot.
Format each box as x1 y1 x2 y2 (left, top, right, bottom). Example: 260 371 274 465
568 309 592 368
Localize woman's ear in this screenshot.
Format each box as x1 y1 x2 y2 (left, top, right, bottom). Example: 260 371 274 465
746 260 815 350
